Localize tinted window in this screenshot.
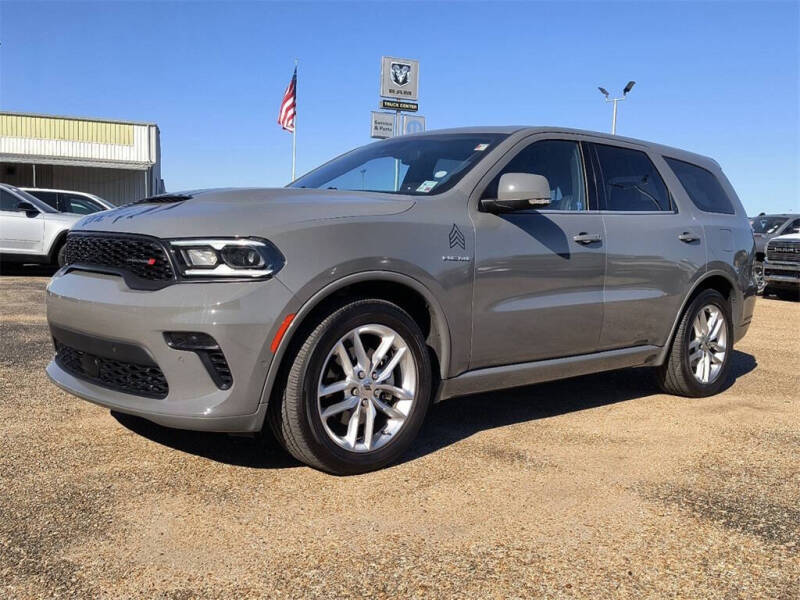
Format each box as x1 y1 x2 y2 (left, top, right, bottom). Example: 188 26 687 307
0 189 20 211
593 144 671 211
61 194 105 214
787 219 800 234
28 190 60 209
483 140 587 211
751 216 788 234
665 158 734 214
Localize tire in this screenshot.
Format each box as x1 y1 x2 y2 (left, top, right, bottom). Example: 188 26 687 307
656 289 733 397
753 261 765 294
269 299 432 475
55 243 67 267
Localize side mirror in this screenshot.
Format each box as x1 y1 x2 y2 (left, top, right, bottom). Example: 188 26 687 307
482 173 551 212
16 201 39 216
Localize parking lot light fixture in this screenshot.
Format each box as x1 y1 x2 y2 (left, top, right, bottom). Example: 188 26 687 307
598 81 636 134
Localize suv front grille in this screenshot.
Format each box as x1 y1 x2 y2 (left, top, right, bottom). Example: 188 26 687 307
55 340 169 399
64 233 175 281
767 242 800 263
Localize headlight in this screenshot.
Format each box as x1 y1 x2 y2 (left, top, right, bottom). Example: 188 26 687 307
169 238 284 279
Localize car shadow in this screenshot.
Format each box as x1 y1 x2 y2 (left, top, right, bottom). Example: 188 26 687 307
0 263 59 277
405 350 757 464
111 350 757 471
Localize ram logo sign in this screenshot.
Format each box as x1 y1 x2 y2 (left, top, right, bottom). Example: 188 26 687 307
380 56 419 101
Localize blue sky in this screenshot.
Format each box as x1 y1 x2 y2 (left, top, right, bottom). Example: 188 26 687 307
1 1 798 214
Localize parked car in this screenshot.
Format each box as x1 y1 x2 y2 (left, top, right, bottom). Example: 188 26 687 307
749 213 800 292
0 183 82 267
762 232 800 300
21 188 114 214
45 127 757 474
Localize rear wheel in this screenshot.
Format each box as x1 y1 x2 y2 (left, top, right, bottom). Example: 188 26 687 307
269 299 432 474
656 289 733 397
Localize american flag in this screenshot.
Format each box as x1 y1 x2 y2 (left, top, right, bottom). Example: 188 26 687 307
278 67 297 133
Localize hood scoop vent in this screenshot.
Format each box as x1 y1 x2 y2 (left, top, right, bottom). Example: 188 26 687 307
133 193 193 205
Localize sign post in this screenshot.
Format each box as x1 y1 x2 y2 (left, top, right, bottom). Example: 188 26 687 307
372 56 425 189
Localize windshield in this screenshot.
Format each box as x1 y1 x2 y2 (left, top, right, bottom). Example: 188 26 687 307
290 133 508 195
751 216 788 234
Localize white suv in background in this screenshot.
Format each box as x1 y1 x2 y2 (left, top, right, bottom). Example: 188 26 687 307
22 188 114 214
0 183 83 267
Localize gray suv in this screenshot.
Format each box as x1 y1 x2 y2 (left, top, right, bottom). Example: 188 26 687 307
45 127 757 474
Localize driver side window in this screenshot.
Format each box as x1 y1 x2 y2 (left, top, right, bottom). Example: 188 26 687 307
482 140 587 211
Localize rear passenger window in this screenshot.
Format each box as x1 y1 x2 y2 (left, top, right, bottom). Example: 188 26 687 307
30 191 59 210
664 157 735 215
593 144 672 212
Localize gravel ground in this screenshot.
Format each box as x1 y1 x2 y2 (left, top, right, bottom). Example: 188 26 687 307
1 271 798 599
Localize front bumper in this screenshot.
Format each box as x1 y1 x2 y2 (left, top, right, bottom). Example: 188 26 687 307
45 269 294 432
763 261 800 288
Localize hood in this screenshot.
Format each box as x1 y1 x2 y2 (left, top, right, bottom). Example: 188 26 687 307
770 232 800 243
71 188 415 238
45 211 84 224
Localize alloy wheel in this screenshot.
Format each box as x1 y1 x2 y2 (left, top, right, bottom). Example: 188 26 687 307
688 304 728 384
316 324 417 453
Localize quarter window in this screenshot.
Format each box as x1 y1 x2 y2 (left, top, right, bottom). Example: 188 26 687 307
61 194 105 214
483 140 587 211
593 144 671 212
664 157 735 215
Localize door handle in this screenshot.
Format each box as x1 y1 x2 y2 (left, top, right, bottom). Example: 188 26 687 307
678 232 700 243
573 232 602 245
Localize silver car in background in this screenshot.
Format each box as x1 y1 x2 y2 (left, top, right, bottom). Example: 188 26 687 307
0 183 82 266
44 127 757 474
22 187 115 214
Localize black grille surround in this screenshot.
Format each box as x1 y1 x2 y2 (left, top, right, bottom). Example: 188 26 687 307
55 340 169 399
63 232 176 290
203 349 234 390
767 242 800 264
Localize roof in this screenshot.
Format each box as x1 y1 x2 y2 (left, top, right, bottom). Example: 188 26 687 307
0 110 158 128
414 125 718 168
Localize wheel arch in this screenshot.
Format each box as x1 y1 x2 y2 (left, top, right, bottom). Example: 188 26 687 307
657 270 736 365
258 271 452 417
47 229 69 263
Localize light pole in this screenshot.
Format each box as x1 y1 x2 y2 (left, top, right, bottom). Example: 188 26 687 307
598 81 635 135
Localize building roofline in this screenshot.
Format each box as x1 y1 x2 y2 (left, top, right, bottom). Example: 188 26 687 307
0 110 158 128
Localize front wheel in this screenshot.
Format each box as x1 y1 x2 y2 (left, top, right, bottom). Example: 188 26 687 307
656 289 733 397
55 243 67 267
269 299 432 474
753 261 765 294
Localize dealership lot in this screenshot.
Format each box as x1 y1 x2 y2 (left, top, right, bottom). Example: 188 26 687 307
1 272 797 599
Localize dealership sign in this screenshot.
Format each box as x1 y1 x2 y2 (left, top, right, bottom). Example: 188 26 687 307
380 99 418 112
380 56 419 101
370 112 395 139
401 114 425 135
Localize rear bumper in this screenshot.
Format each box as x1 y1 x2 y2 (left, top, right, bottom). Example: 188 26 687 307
45 269 294 432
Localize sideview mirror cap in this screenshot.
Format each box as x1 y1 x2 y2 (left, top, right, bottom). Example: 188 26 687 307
482 173 551 213
498 173 551 205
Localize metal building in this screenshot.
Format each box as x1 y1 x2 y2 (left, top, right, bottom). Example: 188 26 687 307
0 111 164 206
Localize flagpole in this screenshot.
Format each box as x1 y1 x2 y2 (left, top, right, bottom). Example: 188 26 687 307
291 59 298 181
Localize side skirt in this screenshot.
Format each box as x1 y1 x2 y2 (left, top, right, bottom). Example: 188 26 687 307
436 345 662 402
